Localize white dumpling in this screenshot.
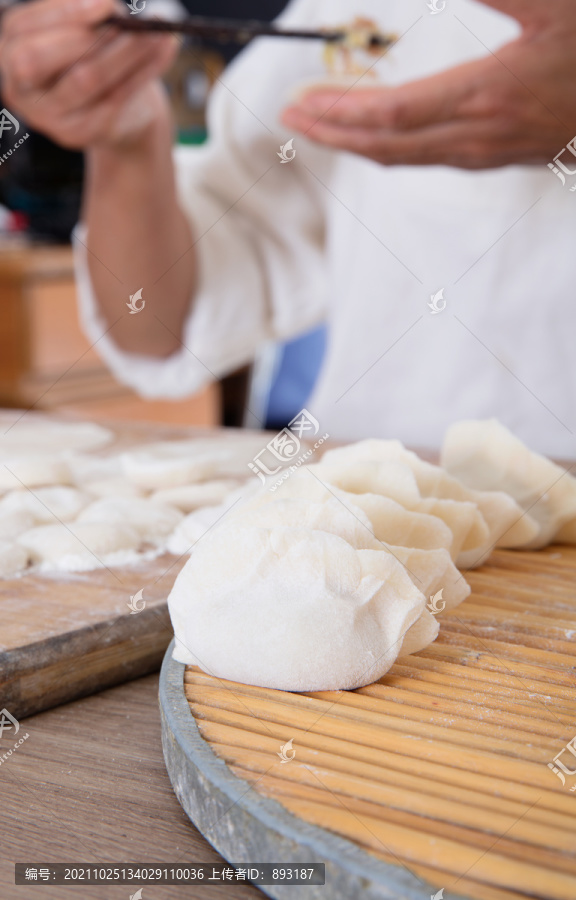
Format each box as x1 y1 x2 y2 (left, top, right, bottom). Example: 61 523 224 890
239 492 469 609
0 456 70 491
66 453 122 485
77 497 183 544
120 436 268 489
169 525 430 692
321 439 538 561
0 540 30 577
17 521 140 569
0 510 36 541
441 419 576 548
151 480 245 513
0 417 112 455
0 486 90 524
311 456 488 560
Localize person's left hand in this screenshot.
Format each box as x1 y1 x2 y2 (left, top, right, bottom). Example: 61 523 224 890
281 0 576 169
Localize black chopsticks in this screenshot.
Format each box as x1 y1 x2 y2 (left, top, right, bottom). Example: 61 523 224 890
103 15 396 49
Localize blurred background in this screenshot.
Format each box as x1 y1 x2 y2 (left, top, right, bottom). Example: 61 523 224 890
0 0 326 431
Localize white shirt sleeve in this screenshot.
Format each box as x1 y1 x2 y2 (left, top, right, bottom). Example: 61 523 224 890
74 0 333 400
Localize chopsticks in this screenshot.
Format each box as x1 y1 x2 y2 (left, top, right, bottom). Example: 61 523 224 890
103 15 396 49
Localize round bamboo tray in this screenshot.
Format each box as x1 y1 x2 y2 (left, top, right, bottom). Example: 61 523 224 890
160 546 576 900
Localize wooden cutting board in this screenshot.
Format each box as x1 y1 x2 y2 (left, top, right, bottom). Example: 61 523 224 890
161 546 576 900
0 417 251 720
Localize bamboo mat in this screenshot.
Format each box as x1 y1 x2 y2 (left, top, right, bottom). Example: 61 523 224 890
184 546 576 900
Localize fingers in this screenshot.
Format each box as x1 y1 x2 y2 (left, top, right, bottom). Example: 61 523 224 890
284 58 493 135
36 42 176 148
1 0 116 38
280 110 543 168
1 26 117 93
45 32 176 112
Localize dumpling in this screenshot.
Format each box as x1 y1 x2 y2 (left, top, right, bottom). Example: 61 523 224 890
77 497 183 544
441 420 576 549
120 436 268 489
239 493 470 610
0 486 90 524
17 521 141 570
320 440 538 563
169 524 431 692
151 480 245 513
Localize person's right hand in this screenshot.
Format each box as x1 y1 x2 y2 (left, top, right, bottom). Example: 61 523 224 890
0 0 179 150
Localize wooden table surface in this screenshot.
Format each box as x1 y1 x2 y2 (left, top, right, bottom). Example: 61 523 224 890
1 673 261 900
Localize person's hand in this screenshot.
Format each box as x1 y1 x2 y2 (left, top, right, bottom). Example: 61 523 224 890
282 0 576 169
0 0 179 150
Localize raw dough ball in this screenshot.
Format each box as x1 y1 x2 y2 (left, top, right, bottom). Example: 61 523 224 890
77 497 183 543
18 521 141 569
0 510 36 541
151 480 245 512
441 419 576 548
120 435 269 489
0 486 90 524
0 540 30 577
169 525 430 691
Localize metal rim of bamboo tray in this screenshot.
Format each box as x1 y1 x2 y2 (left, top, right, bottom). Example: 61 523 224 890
159 641 470 900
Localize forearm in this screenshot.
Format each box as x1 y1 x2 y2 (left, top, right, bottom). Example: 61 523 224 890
83 92 196 358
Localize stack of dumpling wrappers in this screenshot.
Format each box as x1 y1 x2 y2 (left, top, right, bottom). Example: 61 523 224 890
169 419 576 692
